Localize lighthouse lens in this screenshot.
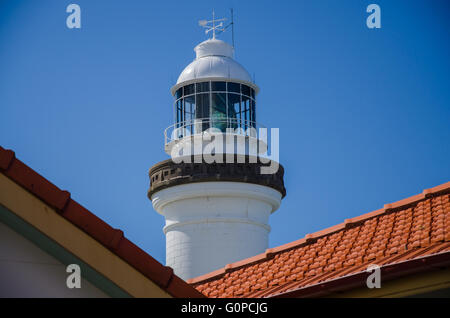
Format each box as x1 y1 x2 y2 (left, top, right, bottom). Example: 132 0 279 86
211 93 227 131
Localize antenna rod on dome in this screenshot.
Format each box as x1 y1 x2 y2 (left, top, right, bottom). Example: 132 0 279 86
212 9 216 39
231 8 235 48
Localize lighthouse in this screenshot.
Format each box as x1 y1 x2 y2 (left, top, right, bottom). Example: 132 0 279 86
148 14 286 280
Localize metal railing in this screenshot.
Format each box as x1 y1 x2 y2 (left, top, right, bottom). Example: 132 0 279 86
164 118 265 146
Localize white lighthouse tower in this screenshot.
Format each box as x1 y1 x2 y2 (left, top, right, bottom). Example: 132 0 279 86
148 14 286 280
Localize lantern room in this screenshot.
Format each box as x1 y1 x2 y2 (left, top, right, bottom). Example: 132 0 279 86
169 38 259 136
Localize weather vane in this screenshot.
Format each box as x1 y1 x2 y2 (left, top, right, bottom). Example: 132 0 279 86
198 10 228 40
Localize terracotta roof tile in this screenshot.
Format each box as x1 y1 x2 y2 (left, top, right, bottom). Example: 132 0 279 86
189 181 450 298
0 146 204 298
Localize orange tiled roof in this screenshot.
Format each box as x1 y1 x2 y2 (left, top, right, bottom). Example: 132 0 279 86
188 182 450 297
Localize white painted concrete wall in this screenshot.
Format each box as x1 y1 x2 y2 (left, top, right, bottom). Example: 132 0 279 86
0 221 108 297
151 181 282 280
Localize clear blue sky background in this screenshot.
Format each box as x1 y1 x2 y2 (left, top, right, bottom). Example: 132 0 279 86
1 0 449 265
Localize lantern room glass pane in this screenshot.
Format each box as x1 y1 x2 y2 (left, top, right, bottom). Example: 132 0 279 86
242 95 251 129
250 99 256 125
227 93 240 130
196 93 210 131
184 95 195 128
176 99 183 126
196 82 210 93
184 84 195 96
196 93 210 119
241 85 251 97
228 82 240 93
175 87 183 99
211 81 226 92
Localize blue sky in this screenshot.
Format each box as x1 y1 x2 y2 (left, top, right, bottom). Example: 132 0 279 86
1 0 449 265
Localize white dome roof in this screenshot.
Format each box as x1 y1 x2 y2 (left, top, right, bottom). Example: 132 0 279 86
172 39 257 94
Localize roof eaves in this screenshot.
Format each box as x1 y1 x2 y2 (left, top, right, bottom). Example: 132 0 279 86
0 146 205 298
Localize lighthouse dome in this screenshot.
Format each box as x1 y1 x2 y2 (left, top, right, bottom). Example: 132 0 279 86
172 39 257 95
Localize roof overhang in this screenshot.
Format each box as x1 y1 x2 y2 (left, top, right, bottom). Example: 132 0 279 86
0 146 205 298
